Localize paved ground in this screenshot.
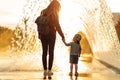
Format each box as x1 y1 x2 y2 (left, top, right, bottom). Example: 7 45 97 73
0 57 119 80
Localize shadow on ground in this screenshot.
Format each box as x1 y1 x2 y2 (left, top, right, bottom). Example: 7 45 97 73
98 59 120 74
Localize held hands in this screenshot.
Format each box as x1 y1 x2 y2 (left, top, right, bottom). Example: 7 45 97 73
62 36 69 46
62 37 68 46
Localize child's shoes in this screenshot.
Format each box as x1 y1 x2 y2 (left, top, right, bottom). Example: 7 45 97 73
75 72 78 76
69 72 72 76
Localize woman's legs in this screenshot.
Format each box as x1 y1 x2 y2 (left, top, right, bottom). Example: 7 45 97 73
48 36 55 70
47 35 55 78
41 34 56 78
42 44 48 70
41 36 49 79
41 35 49 70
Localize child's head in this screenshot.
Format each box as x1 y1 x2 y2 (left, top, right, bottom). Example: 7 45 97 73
73 34 82 43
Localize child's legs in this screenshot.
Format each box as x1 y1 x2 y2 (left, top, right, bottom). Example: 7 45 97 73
70 55 74 73
75 64 78 73
70 63 73 73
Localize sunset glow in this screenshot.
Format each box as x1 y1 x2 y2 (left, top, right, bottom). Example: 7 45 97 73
59 0 85 42
0 0 119 29
0 0 120 75
54 0 87 72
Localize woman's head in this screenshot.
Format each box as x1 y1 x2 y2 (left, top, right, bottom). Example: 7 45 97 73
73 34 82 43
47 0 61 13
54 0 61 12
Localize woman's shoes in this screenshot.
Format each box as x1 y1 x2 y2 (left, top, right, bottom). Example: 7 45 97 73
48 70 53 79
43 70 48 79
43 70 53 79
48 71 53 76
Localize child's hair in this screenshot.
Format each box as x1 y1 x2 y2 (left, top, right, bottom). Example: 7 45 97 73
73 34 82 44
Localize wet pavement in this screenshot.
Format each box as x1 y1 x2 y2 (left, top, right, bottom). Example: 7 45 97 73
0 57 119 80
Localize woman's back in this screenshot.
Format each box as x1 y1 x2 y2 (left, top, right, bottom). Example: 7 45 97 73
44 0 64 38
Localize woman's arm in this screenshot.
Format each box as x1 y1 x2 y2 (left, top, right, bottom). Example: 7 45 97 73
54 13 65 40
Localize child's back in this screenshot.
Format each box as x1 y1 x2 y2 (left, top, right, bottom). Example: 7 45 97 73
63 33 82 76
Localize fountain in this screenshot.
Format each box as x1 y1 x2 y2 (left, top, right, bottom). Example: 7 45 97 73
3 0 120 71
59 0 120 69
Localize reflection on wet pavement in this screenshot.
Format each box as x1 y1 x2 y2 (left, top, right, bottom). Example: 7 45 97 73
78 73 91 77
0 57 119 80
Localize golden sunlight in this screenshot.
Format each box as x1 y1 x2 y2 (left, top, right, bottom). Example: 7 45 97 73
55 0 87 73
59 0 84 42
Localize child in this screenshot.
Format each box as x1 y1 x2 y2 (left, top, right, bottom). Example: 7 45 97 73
63 34 82 76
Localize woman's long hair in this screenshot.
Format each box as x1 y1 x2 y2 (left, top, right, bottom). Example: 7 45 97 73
46 0 61 15
44 0 61 28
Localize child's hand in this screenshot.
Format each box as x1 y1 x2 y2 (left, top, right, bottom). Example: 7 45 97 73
62 38 69 46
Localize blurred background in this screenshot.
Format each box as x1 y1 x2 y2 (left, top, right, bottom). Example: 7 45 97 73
0 0 120 72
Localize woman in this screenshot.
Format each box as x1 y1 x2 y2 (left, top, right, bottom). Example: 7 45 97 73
39 0 65 79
